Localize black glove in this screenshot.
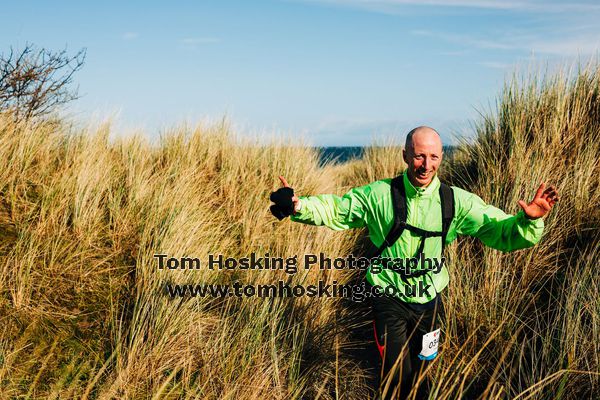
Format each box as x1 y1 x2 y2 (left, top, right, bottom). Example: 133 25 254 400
270 187 295 220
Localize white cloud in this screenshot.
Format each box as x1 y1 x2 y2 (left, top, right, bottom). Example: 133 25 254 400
122 32 139 40
305 0 600 13
410 30 515 50
527 36 600 57
410 29 600 56
304 0 600 56
478 61 511 69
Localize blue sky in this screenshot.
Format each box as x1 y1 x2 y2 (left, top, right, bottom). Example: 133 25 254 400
3 0 600 145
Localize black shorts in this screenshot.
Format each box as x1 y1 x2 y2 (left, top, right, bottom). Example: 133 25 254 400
370 289 445 398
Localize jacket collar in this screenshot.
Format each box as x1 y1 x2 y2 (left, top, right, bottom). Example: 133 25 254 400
402 170 440 197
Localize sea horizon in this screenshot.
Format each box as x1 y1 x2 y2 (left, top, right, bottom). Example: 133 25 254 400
317 145 457 165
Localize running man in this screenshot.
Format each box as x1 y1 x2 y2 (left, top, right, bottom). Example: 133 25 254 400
269 126 559 399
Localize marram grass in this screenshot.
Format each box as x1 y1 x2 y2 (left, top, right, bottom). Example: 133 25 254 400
0 63 599 399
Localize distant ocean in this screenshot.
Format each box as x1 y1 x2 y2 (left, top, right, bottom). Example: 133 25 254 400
316 146 456 166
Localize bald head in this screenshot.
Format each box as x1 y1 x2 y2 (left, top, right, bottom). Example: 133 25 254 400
405 126 443 152
403 126 443 187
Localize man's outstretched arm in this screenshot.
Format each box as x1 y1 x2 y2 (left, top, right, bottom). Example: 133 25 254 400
270 175 371 231
453 183 559 252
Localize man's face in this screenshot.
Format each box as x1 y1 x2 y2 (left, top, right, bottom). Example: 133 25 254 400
403 130 443 187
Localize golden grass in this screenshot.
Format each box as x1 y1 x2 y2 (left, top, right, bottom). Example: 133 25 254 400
0 62 599 399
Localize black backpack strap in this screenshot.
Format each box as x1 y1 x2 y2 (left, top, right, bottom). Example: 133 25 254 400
368 176 406 258
368 177 455 259
387 175 407 245
438 183 455 252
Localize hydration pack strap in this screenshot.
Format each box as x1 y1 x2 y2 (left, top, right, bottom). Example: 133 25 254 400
369 175 455 261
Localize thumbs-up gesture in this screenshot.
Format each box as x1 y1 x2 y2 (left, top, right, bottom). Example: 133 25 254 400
518 183 559 219
270 176 300 220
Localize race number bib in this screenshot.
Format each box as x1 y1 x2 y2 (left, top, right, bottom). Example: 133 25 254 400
418 328 440 360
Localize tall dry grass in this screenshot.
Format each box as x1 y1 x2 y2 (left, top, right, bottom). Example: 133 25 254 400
0 62 599 400
0 118 369 399
432 63 600 399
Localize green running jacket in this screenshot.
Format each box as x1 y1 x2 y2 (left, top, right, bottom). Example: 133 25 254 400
290 171 544 303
